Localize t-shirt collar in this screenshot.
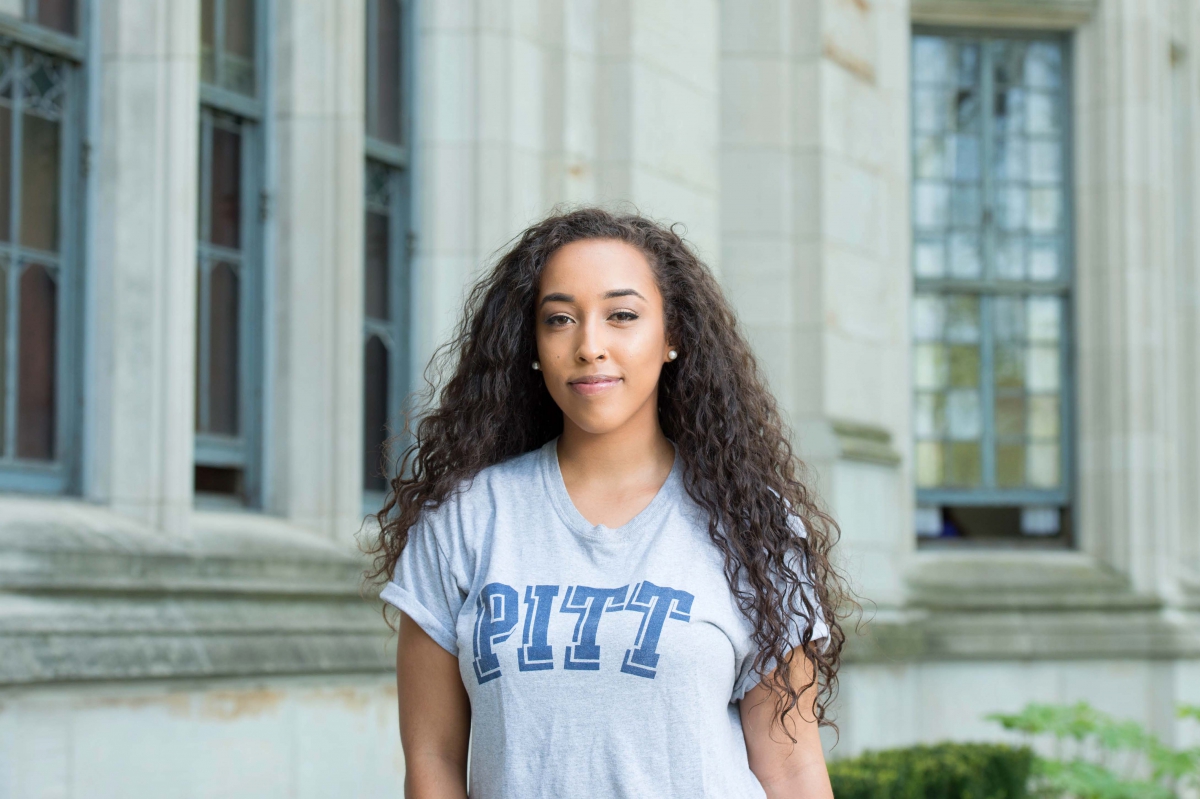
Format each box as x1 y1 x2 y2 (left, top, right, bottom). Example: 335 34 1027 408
539 435 682 543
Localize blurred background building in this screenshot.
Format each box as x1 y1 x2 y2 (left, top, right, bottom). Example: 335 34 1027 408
0 0 1198 794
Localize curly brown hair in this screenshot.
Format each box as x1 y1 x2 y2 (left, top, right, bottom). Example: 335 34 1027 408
363 207 853 739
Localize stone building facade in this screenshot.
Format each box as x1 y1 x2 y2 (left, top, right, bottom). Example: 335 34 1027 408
1 0 1198 794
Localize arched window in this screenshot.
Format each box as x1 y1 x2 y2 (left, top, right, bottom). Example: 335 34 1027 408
195 0 265 505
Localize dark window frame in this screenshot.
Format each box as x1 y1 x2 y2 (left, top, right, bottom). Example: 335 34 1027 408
0 3 87 495
362 0 413 504
194 0 267 507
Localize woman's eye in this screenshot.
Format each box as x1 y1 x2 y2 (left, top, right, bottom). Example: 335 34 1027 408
546 314 571 326
612 311 638 322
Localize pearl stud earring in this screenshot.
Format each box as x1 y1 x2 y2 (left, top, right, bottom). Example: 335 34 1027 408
668 350 678 360
532 360 541 370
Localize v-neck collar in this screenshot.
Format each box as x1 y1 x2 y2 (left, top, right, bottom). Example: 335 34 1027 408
539 435 681 544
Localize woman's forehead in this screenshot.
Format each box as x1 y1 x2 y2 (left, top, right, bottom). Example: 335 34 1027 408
539 239 658 298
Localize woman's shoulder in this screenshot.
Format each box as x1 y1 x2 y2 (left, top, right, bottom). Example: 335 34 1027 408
415 444 545 539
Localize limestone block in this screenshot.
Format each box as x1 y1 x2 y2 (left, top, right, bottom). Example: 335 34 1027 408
425 30 477 144
719 0 787 56
720 148 790 235
721 59 789 148
631 0 718 94
632 66 718 192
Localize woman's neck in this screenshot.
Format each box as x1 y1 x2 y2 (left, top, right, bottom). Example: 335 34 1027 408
556 406 674 488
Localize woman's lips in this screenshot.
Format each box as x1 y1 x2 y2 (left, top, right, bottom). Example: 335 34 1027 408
569 377 622 396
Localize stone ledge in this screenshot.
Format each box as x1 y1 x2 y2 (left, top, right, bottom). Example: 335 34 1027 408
0 497 395 686
0 496 372 597
845 607 1200 663
911 0 1097 29
831 419 903 467
0 593 396 686
904 550 1158 611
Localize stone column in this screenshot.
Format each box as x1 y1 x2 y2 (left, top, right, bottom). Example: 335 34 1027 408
1074 0 1184 597
595 0 720 262
1169 0 1200 592
87 0 200 536
267 0 365 542
720 0 912 607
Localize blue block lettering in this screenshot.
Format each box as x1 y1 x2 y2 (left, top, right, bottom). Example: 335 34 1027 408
620 581 694 679
472 582 520 684
517 584 559 671
559 585 628 670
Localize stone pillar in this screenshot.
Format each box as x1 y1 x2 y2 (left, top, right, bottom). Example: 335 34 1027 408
1074 0 1184 597
267 0 365 542
595 0 720 262
1168 0 1200 594
719 0 912 607
87 0 200 536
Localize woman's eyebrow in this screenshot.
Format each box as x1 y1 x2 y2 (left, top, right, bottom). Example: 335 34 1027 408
538 288 646 308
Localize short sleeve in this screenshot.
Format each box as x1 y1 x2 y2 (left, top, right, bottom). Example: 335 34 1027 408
379 513 465 656
731 512 832 702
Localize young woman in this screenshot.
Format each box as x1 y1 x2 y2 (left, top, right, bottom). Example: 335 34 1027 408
366 208 849 798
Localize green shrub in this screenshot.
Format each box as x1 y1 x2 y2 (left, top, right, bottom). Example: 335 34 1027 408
988 702 1200 799
828 741 1034 799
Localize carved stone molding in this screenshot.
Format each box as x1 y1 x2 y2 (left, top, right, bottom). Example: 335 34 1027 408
911 0 1098 30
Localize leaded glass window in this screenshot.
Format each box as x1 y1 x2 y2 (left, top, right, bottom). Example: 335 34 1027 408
196 0 263 505
911 31 1073 545
363 0 411 499
0 42 81 494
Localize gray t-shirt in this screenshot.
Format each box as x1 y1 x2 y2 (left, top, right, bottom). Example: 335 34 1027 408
381 435 829 798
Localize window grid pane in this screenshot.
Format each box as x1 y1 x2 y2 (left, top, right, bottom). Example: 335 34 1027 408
363 335 390 493
206 261 240 436
911 32 1070 508
16 261 54 460
366 0 404 145
35 0 76 36
201 0 257 97
196 112 246 439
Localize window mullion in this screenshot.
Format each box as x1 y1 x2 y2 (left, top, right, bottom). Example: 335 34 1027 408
240 119 261 504
197 113 213 434
980 41 995 282
389 166 408 437
56 57 78 469
979 41 997 490
980 296 996 489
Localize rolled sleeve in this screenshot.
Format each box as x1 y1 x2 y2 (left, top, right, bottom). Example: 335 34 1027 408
380 514 464 657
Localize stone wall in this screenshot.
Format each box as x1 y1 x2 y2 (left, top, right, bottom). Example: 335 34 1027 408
2 0 1200 795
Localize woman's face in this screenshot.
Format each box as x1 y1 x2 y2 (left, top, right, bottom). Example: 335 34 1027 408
534 238 675 436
